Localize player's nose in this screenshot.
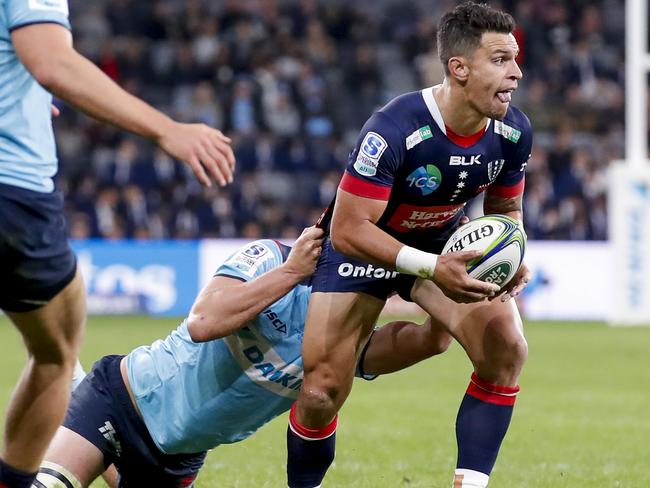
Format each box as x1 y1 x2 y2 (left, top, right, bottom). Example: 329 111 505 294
509 60 523 81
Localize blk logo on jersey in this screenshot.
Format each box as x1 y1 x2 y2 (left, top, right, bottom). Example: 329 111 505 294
354 132 387 177
406 164 442 195
449 155 482 166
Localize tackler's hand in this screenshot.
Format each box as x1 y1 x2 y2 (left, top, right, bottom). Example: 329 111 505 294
432 250 500 304
284 227 325 279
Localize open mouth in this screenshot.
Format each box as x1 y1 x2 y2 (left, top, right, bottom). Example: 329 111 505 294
495 90 513 103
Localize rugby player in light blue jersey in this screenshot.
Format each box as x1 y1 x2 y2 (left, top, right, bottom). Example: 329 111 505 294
1 1 234 486
33 227 452 488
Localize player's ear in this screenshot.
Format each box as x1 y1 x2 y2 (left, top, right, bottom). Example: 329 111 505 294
448 57 470 83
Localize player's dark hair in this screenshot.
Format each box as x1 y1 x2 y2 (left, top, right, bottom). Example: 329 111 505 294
437 2 515 75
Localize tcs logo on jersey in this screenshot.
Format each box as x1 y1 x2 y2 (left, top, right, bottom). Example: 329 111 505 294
406 164 442 195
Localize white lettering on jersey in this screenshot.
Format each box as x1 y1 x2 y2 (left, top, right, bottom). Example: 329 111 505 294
354 132 387 177
449 155 482 166
28 0 69 15
337 263 398 279
224 327 302 398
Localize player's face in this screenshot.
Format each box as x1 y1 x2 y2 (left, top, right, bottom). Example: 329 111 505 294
465 32 522 120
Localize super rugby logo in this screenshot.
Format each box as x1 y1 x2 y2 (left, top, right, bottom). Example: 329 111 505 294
406 164 442 195
353 132 387 177
243 244 268 258
228 242 272 278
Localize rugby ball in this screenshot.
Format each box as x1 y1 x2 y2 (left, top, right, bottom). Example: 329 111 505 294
441 215 526 286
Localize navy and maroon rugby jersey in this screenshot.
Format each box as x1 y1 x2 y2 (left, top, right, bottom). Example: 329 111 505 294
334 86 532 252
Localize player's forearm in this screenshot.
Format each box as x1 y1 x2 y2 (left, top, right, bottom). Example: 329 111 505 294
483 194 523 223
330 219 403 267
40 50 174 142
187 266 305 342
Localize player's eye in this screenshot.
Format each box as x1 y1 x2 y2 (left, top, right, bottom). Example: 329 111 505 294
493 57 505 64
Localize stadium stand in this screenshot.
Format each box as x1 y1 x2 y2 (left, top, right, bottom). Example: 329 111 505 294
57 0 623 240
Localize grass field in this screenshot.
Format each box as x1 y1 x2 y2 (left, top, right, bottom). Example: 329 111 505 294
0 316 648 487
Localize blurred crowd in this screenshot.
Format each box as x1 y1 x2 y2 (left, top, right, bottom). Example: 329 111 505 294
56 0 624 240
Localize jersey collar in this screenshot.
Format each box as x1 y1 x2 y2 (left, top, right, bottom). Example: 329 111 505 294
421 86 492 136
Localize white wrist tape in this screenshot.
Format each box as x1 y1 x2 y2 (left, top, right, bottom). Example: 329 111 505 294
395 246 439 279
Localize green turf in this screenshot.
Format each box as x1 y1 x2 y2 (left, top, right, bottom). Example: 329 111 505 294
0 316 648 487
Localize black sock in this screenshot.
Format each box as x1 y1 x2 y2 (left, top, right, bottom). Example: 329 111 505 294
286 403 337 488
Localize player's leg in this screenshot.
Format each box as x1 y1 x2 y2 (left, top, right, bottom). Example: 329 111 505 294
1 272 85 485
411 279 527 488
35 427 105 488
68 360 119 488
360 316 454 376
287 291 385 488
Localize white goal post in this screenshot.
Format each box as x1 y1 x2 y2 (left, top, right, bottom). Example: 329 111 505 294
608 0 650 325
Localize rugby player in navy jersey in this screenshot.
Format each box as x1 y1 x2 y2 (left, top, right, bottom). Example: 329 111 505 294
31 227 452 488
0 2 234 486
287 3 532 488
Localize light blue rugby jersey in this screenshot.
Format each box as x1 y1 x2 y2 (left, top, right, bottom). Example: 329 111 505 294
126 239 311 454
0 0 70 192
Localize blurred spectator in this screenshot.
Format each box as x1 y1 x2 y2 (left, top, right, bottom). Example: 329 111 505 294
60 0 625 240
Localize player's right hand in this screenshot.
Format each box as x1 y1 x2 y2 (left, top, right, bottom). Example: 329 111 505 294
157 122 236 187
432 250 500 303
284 227 325 279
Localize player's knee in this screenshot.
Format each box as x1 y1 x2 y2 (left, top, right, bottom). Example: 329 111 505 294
33 461 82 488
300 386 340 416
481 334 528 382
506 334 528 369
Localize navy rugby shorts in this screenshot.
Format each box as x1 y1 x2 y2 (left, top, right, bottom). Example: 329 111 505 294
0 182 76 312
63 355 206 488
310 236 443 301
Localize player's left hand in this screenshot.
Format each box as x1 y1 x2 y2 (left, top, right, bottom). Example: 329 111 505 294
51 104 60 117
496 261 531 302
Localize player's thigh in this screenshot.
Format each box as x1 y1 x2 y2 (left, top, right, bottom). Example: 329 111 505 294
411 279 525 367
41 426 106 487
6 270 86 361
302 291 385 383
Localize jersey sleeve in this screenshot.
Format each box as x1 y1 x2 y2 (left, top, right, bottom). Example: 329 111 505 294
339 111 406 201
486 113 532 199
214 240 286 282
6 0 71 31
